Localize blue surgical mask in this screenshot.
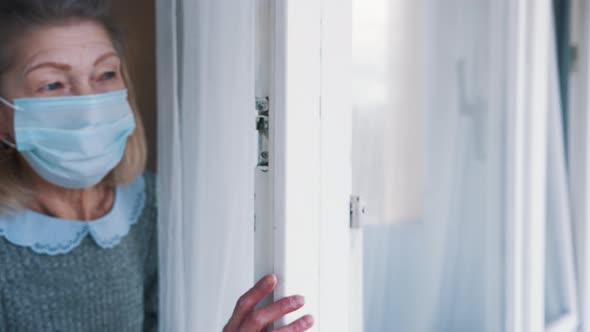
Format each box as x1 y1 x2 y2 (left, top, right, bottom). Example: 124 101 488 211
0 90 136 189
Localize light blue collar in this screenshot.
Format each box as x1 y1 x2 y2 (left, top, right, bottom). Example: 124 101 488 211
0 174 146 256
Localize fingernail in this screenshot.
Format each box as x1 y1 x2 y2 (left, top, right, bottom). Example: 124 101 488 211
265 274 276 287
292 295 305 306
301 315 314 328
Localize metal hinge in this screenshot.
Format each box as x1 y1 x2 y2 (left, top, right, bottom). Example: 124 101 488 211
350 195 366 229
256 97 270 172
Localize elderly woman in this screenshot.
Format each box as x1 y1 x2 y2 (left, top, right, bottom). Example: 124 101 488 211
0 1 313 331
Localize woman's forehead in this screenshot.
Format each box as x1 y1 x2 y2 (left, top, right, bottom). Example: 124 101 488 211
13 21 118 71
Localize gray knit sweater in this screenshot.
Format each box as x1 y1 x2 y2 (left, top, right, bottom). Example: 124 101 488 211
0 173 158 332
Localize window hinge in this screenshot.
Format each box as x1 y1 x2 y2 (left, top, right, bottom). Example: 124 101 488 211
350 195 366 229
256 97 270 172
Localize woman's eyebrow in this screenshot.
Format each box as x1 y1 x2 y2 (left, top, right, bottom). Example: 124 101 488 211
25 62 71 76
94 52 120 66
23 51 119 76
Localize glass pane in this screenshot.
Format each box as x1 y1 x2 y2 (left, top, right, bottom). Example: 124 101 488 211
353 0 507 330
352 0 425 225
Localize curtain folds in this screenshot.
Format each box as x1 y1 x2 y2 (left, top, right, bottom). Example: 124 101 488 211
362 1 573 331
156 0 256 331
360 0 505 330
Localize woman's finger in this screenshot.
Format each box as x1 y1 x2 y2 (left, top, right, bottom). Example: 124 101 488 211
270 315 315 332
223 274 277 332
239 295 306 332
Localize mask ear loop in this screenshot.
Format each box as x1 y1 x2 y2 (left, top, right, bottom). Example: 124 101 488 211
1 139 16 149
0 96 20 150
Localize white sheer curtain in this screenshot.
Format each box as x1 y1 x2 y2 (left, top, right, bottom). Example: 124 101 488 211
545 8 579 326
352 0 425 226
357 0 507 330
156 0 256 331
358 0 574 331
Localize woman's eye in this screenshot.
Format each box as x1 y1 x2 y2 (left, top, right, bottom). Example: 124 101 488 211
100 72 117 81
43 82 64 92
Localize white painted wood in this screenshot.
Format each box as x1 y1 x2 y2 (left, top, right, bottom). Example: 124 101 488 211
254 0 276 310
504 1 551 332
271 0 352 330
272 0 322 329
319 0 353 331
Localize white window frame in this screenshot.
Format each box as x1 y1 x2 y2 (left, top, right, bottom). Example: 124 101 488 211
254 0 276 310
264 0 569 331
266 0 558 331
254 0 353 331
270 0 323 327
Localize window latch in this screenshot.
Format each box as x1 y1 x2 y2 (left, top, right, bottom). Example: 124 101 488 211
256 97 270 172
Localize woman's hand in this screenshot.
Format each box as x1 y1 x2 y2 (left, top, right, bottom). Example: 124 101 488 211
223 274 314 332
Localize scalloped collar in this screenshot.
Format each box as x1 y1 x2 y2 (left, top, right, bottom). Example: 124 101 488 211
0 174 146 256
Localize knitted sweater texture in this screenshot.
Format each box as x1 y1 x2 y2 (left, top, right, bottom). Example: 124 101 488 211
0 173 158 332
